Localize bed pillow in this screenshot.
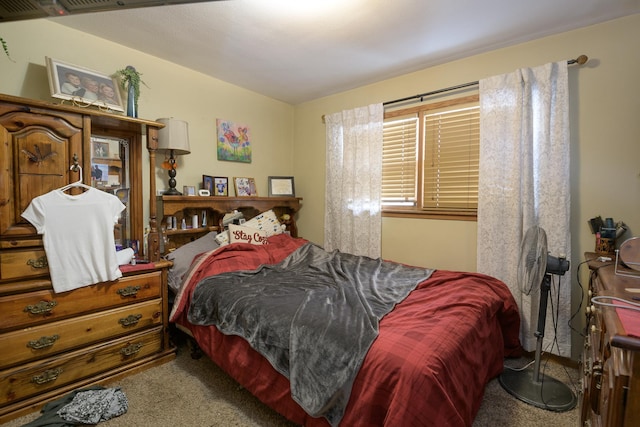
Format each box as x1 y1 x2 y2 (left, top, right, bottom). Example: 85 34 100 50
228 224 268 245
166 231 219 292
215 209 286 246
245 209 286 236
215 230 230 246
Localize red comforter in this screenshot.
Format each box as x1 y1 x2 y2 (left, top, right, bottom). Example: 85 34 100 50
170 234 522 426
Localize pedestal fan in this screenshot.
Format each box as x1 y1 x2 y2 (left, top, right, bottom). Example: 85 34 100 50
498 225 576 411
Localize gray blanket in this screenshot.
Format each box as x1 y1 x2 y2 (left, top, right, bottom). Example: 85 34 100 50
187 243 433 426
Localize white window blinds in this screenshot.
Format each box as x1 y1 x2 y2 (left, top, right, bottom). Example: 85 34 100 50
423 105 479 211
382 96 479 216
381 116 418 206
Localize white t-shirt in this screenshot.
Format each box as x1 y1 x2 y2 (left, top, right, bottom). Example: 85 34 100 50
22 187 126 293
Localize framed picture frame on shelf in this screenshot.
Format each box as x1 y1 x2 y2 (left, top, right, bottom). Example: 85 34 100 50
90 163 108 183
183 185 196 196
268 176 295 197
233 177 257 197
214 177 229 196
202 175 214 195
45 57 124 112
93 141 109 158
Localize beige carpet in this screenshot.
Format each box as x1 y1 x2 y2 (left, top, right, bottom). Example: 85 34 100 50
2 339 580 427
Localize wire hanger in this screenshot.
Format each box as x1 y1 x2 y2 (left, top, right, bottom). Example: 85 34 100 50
59 165 92 193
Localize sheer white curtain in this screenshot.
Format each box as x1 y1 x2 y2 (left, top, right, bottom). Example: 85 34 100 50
324 103 383 258
477 62 571 357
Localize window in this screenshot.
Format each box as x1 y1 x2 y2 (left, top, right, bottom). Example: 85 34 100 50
382 95 479 219
381 115 418 206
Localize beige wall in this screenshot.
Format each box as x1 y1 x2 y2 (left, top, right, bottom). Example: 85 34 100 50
294 14 640 270
2 15 639 359
293 15 640 358
0 19 295 226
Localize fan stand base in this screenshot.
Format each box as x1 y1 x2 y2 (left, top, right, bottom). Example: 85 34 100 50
499 366 577 412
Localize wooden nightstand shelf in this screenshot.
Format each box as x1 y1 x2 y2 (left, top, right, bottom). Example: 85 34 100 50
156 196 302 254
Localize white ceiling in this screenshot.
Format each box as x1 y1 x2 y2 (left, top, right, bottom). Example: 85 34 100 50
53 0 639 105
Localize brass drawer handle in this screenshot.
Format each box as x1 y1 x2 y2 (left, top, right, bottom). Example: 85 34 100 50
31 368 62 385
116 285 141 298
120 342 143 357
24 300 57 315
26 256 48 269
27 334 60 350
119 314 143 327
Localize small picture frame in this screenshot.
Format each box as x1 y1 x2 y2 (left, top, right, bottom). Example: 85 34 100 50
234 177 257 197
90 163 108 183
268 176 295 197
183 185 196 196
45 57 124 112
202 175 214 195
93 141 109 158
214 177 229 196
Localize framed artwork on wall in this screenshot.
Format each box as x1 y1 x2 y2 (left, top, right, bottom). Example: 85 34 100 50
268 176 295 197
234 177 257 197
216 119 252 163
45 57 124 112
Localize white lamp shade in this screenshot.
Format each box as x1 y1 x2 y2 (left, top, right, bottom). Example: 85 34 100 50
157 118 191 155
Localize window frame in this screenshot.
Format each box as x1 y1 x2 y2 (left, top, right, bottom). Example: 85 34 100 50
382 94 479 221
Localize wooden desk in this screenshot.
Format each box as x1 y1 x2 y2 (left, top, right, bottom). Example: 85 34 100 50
580 253 640 426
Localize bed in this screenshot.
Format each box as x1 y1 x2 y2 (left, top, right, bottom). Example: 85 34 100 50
168 218 522 427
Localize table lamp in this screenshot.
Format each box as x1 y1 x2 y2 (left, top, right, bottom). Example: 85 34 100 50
157 118 191 195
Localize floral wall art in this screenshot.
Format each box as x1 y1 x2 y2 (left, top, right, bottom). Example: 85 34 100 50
216 119 252 163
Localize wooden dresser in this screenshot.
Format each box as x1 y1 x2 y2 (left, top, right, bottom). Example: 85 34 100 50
581 253 640 426
0 94 175 423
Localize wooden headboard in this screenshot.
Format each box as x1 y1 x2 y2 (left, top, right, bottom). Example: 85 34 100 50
148 196 302 259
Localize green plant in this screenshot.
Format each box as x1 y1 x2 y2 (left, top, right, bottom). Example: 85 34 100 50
1 36 13 61
116 65 148 108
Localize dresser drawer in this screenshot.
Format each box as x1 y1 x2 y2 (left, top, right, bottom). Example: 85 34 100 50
0 299 163 369
0 327 163 408
0 272 162 332
0 248 49 281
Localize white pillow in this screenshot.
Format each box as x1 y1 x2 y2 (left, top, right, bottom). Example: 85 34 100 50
245 209 286 236
228 224 268 245
215 209 285 246
215 230 230 246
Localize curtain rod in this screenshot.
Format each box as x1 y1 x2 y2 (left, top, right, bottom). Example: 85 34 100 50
382 54 588 107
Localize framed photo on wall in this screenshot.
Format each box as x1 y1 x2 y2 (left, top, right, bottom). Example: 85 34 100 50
213 177 229 196
268 176 295 197
233 177 257 197
45 57 124 112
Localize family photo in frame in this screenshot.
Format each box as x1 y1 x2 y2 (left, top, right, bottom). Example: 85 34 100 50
46 57 124 112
